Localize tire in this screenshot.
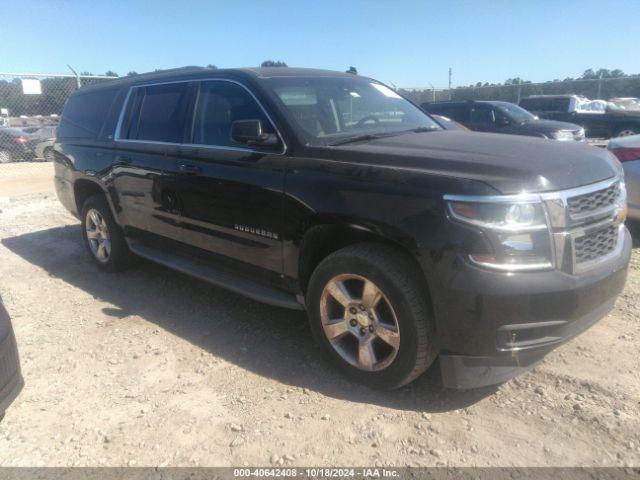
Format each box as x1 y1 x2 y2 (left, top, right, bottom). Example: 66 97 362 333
614 126 638 138
306 243 438 389
80 194 137 272
0 150 12 164
43 147 54 162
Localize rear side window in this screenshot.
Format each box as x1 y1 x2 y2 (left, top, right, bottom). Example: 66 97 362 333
58 88 117 139
440 106 469 122
122 83 191 143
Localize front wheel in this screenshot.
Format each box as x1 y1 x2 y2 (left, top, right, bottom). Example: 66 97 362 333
307 243 438 389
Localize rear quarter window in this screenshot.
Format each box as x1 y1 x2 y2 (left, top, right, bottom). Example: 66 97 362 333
58 88 117 139
122 83 191 143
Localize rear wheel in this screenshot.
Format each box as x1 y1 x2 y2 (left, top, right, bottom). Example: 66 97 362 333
307 243 438 389
80 195 136 272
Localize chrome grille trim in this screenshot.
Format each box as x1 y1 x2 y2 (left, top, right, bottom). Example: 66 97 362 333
574 225 618 264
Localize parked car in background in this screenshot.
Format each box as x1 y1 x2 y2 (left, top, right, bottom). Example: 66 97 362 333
608 134 640 222
430 114 469 131
0 296 24 420
520 95 640 138
28 126 57 161
54 67 630 389
0 128 37 163
422 100 585 141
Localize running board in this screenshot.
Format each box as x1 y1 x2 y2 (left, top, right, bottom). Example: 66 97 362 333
126 239 304 310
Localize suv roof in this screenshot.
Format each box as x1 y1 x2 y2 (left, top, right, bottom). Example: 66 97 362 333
77 67 360 93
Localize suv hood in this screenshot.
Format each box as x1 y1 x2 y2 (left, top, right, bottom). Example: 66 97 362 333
523 118 582 133
329 130 619 194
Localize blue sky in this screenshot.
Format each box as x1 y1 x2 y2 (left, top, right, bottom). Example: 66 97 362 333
3 0 639 87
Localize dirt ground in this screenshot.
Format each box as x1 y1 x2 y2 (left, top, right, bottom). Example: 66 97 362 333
0 162 638 467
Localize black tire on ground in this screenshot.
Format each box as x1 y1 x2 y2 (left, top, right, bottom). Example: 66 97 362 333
0 150 12 164
80 194 137 272
306 242 438 389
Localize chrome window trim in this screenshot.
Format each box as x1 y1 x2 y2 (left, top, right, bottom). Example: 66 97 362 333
113 77 287 155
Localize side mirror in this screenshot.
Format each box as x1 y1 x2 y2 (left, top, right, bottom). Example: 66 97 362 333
231 119 279 148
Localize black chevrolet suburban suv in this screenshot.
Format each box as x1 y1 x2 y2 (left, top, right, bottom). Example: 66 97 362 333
53 67 631 389
422 100 585 141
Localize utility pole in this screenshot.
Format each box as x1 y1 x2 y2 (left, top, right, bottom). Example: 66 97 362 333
596 71 603 99
448 67 452 100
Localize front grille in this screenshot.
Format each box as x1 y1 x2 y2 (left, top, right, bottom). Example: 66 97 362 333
574 225 618 264
567 183 619 218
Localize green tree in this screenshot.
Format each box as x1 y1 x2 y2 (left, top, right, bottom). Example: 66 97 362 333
126 71 138 77
346 66 358 75
206 64 218 69
260 60 287 67
104 70 119 77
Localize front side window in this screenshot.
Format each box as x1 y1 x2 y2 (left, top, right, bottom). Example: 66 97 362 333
263 76 441 146
192 81 275 147
124 83 191 142
470 105 496 124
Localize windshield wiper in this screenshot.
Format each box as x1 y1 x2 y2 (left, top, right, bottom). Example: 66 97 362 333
329 134 385 146
329 127 440 146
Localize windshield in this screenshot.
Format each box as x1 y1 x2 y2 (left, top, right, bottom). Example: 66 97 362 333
263 76 441 145
495 102 536 123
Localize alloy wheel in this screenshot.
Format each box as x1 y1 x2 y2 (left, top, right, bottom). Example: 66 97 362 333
85 209 111 263
319 274 400 372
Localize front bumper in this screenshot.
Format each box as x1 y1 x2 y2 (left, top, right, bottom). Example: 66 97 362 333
434 227 631 389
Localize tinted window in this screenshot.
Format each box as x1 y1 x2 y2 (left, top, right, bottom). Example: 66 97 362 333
127 83 191 142
520 98 546 111
58 88 116 139
470 105 496 124
192 81 274 147
428 105 469 122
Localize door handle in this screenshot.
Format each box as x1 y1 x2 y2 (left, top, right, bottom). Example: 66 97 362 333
179 164 201 175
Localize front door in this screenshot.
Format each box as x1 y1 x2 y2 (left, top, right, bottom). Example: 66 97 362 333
166 79 287 284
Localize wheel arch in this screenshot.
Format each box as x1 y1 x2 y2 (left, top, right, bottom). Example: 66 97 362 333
73 178 120 223
297 218 432 302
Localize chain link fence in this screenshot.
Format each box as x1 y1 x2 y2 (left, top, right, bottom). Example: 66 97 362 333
399 75 640 106
1 71 640 163
0 73 115 163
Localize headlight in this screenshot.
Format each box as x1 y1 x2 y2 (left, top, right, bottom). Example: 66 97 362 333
446 197 554 271
552 130 574 141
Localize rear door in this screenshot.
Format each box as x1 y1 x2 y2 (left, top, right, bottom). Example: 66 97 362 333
113 82 195 240
163 79 287 284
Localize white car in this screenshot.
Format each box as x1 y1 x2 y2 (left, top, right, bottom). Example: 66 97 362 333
608 134 640 221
